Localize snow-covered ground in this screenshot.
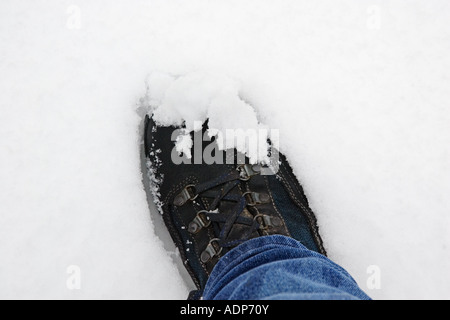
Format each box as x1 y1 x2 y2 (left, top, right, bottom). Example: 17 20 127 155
1 0 449 300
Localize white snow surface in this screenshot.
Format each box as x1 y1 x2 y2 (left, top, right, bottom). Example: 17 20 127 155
1 0 450 299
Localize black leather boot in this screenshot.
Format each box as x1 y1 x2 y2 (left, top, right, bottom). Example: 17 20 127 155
143 115 326 292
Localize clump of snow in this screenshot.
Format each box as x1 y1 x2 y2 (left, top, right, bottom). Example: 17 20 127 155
145 72 271 164
145 148 164 214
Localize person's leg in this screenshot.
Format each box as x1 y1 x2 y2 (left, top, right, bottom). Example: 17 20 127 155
144 114 370 300
203 235 371 300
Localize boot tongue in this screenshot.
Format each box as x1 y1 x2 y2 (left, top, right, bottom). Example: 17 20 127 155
199 178 259 247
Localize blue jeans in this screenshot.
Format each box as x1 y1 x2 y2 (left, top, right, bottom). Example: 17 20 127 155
202 235 371 300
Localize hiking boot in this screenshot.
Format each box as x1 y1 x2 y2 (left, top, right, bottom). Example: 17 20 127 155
143 114 326 292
